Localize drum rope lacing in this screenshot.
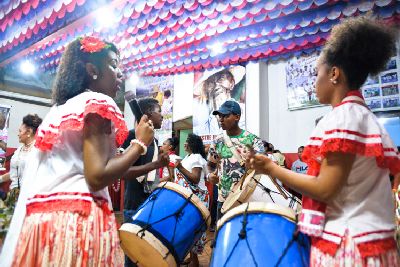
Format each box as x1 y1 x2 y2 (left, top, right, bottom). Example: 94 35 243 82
219 202 309 267
223 203 258 267
134 183 209 264
273 225 309 267
252 177 302 207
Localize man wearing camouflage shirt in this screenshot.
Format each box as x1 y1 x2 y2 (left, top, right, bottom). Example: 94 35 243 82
207 100 265 220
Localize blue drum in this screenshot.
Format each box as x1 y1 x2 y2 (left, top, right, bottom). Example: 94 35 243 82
119 182 210 267
211 202 310 267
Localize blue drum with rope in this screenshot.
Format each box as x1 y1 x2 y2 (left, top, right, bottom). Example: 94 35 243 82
211 202 310 267
119 182 210 267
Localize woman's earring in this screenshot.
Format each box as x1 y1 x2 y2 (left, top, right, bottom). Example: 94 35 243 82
330 78 337 85
93 75 98 80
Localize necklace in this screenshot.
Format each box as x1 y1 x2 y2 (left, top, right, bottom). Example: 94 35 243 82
22 140 35 152
111 179 121 192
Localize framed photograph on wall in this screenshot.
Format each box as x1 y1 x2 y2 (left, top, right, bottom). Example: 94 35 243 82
361 54 400 112
134 75 174 143
285 52 322 110
0 104 11 171
193 66 246 144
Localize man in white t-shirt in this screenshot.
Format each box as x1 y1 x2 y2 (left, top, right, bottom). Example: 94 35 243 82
291 146 308 174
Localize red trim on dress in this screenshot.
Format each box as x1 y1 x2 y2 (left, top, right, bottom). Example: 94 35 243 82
345 90 364 99
26 199 93 216
357 238 397 258
26 194 112 217
35 100 128 151
312 237 340 256
353 229 395 238
322 230 342 237
31 192 93 199
312 236 397 258
335 100 369 108
303 138 400 175
324 129 381 139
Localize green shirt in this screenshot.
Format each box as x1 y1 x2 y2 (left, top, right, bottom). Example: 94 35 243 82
207 130 265 201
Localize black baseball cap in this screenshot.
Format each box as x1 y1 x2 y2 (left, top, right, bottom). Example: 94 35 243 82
212 100 241 116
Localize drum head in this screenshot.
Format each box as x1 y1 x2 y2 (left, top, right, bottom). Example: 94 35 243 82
119 223 176 267
158 182 211 227
221 170 260 213
217 202 296 231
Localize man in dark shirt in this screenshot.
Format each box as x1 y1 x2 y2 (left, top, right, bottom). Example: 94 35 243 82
121 98 169 267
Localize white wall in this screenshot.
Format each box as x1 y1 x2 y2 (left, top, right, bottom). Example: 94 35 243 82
266 61 331 152
245 62 261 136
123 61 330 153
0 98 50 148
173 73 194 122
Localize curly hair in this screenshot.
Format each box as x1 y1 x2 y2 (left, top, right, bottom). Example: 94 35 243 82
22 114 42 134
186 134 206 159
321 16 398 89
138 98 160 115
52 38 119 105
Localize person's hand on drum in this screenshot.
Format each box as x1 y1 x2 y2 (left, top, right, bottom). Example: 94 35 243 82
248 153 276 175
135 115 154 146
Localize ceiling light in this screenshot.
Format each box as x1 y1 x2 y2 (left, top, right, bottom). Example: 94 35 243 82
95 7 116 28
211 42 224 54
20 61 35 75
126 72 140 89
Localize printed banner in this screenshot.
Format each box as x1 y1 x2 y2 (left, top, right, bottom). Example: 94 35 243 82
193 66 246 144
285 52 321 110
136 76 174 144
362 54 400 111
0 104 11 171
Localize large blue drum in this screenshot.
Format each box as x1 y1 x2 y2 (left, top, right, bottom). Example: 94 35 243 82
119 182 210 267
211 202 310 267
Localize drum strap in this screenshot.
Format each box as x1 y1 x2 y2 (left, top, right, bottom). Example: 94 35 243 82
223 132 246 166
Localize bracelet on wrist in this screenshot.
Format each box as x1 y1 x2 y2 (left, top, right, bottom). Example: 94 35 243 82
130 139 147 155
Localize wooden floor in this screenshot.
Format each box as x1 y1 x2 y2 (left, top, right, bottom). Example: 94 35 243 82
115 212 214 266
197 230 214 267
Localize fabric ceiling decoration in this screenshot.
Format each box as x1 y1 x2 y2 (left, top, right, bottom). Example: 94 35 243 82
0 0 399 77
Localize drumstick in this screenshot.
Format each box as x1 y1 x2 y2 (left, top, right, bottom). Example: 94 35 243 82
246 144 288 199
239 169 248 190
267 175 288 199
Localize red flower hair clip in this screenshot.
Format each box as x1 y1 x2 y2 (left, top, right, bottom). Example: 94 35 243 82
79 36 110 53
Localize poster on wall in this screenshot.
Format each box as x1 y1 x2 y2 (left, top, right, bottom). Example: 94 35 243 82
361 55 400 112
285 52 321 110
135 76 174 143
0 104 11 171
193 66 246 144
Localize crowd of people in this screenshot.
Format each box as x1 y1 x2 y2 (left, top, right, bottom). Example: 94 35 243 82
0 16 399 267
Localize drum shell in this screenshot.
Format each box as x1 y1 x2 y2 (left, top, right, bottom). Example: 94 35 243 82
211 202 310 267
121 183 209 265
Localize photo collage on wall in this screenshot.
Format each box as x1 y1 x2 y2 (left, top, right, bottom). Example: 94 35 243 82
135 76 174 143
0 105 11 171
285 52 320 110
362 52 400 111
